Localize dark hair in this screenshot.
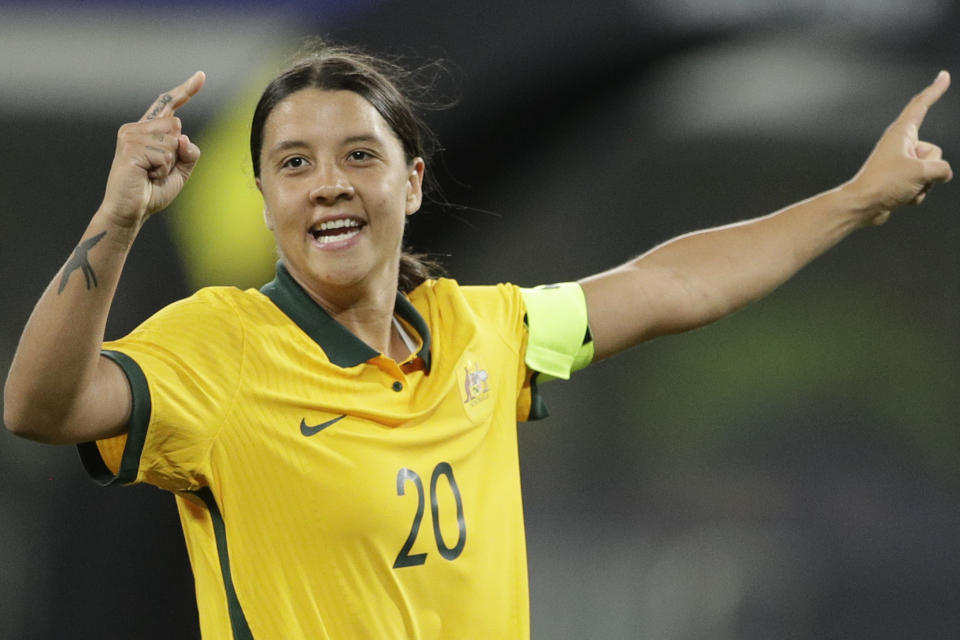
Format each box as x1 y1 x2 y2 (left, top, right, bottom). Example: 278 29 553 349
250 40 445 292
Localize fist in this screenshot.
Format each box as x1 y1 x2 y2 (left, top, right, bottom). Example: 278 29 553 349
101 71 205 226
847 71 953 225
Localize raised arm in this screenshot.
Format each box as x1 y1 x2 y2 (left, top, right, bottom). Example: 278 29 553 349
581 71 953 361
3 71 205 443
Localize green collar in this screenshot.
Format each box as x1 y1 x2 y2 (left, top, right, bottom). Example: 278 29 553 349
260 263 432 371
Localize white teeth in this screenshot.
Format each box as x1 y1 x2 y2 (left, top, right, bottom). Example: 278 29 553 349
311 218 363 245
319 218 360 231
317 228 361 244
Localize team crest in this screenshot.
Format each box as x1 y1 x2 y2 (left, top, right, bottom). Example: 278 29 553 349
461 360 491 406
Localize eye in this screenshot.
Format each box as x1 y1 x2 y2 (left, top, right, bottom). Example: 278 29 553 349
281 156 308 170
348 150 374 163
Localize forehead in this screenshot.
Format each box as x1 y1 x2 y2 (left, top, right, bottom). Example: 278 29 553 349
262 88 400 149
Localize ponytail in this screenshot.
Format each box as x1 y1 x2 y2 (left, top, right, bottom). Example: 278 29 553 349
398 249 445 293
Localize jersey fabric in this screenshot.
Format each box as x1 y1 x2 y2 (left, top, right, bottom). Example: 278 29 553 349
78 263 589 639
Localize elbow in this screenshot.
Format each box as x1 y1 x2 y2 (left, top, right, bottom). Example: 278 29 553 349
3 383 64 443
4 395 41 441
4 413 67 444
3 396 33 440
3 379 25 436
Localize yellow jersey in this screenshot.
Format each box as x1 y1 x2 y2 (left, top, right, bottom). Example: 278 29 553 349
79 264 590 639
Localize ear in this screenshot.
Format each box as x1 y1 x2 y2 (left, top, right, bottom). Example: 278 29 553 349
405 158 425 216
256 178 275 231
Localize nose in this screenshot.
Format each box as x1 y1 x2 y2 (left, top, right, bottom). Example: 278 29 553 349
308 164 355 204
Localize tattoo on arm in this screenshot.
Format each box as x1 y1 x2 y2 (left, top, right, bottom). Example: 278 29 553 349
58 231 107 294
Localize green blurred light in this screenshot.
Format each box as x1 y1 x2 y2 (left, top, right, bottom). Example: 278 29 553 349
168 68 278 290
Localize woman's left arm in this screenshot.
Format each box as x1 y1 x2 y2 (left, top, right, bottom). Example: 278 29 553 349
580 71 953 361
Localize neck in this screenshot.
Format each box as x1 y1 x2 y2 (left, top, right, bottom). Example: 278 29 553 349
284 263 410 360
328 291 399 358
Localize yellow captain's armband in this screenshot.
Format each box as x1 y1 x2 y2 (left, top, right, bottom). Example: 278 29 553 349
519 283 594 381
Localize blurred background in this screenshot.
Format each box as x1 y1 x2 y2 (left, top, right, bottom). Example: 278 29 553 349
2 0 959 638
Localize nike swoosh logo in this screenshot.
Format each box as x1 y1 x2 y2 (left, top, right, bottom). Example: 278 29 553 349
300 414 347 437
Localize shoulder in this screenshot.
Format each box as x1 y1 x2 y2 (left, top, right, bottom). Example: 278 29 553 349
128 286 272 331
410 278 525 323
408 279 528 359
107 286 279 355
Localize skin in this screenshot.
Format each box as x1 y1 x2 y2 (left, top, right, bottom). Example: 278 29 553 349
580 71 953 359
2 70 953 445
256 89 425 359
3 71 205 443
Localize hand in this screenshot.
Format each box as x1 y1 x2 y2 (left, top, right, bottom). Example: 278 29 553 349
846 70 953 226
100 71 206 227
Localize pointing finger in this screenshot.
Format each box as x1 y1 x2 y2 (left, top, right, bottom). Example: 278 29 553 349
141 70 206 122
896 70 950 131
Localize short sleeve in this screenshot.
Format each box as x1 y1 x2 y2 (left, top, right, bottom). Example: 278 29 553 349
77 288 245 492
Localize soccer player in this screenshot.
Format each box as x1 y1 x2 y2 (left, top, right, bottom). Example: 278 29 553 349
3 43 952 639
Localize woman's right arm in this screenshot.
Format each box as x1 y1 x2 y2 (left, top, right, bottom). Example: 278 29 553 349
3 71 205 444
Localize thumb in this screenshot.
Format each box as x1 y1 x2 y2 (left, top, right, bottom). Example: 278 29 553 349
922 158 953 184
175 134 201 177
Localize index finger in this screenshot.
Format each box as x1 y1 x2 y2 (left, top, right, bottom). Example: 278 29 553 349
897 70 951 130
140 70 206 122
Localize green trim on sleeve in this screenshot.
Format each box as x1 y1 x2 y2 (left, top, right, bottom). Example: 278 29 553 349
77 350 152 486
527 373 550 421
520 283 594 381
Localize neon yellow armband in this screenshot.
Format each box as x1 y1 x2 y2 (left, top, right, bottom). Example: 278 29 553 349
519 283 594 381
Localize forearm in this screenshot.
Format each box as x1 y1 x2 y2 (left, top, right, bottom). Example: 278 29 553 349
579 71 951 362
3 209 139 441
581 184 866 358
641 185 863 319
4 73 204 443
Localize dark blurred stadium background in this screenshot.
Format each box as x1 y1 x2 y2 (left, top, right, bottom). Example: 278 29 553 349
2 1 959 638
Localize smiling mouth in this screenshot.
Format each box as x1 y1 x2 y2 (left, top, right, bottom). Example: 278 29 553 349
310 218 366 245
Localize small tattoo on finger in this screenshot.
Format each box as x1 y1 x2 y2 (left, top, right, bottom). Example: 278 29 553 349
146 94 173 120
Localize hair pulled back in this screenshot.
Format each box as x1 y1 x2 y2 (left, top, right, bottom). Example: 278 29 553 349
250 40 445 292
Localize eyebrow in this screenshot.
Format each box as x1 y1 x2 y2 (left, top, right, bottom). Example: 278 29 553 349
268 134 385 156
268 139 310 155
341 134 382 147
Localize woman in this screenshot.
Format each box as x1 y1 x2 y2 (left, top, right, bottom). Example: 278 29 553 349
3 44 952 638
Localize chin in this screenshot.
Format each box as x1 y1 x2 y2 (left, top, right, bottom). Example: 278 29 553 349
287 248 399 295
